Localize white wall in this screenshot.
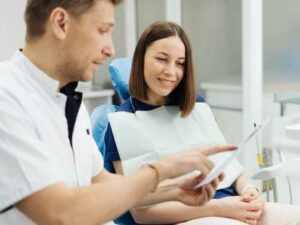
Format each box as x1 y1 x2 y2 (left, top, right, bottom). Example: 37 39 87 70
136 0 166 36
182 0 242 86
93 3 127 87
264 0 300 82
0 1 26 61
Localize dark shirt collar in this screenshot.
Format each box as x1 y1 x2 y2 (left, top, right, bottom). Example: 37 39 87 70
59 81 82 147
60 81 79 96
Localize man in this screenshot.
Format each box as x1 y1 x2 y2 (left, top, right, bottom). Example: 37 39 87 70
0 1 236 224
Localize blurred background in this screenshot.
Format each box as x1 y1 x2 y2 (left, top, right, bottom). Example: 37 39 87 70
1 0 300 207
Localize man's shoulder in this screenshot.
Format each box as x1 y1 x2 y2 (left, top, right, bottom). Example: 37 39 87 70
0 61 19 91
0 60 38 107
0 59 26 84
0 60 14 78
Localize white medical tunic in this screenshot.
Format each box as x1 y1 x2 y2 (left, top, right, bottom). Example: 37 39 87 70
0 51 103 224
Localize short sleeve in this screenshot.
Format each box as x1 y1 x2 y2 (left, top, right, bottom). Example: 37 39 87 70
91 139 104 177
0 97 64 211
104 123 121 162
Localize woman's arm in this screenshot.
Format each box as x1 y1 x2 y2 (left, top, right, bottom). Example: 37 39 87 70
131 194 263 224
131 201 218 224
233 173 249 195
233 173 260 197
130 195 261 224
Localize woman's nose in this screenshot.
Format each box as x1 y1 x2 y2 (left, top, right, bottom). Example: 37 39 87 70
164 63 176 76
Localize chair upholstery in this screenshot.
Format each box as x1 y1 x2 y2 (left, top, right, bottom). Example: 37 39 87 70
91 104 117 159
108 57 132 101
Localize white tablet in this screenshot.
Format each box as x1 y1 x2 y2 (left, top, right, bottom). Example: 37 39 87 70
193 120 267 189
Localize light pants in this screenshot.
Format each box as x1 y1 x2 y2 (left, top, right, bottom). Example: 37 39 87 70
178 203 300 225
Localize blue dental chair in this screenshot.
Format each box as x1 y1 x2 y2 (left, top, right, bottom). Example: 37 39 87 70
91 57 131 171
108 57 131 102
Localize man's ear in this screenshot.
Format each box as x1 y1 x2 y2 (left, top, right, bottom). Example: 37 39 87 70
48 7 70 40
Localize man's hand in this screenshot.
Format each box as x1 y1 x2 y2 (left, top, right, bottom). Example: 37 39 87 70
147 145 236 206
132 145 236 207
174 173 225 206
157 145 237 180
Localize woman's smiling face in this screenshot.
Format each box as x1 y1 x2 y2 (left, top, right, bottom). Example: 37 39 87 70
143 35 186 105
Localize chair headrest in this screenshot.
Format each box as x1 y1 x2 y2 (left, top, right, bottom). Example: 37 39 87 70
108 58 132 101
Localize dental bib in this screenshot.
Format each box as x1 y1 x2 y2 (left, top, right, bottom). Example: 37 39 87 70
108 102 243 189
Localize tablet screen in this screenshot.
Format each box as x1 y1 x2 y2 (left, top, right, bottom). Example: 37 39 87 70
193 120 267 189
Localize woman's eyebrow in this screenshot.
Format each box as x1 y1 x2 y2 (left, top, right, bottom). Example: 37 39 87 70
156 52 168 56
155 52 185 60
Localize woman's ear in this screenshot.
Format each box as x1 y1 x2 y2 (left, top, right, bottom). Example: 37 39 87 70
48 7 70 40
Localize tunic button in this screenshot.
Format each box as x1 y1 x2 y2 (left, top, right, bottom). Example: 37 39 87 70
74 94 79 100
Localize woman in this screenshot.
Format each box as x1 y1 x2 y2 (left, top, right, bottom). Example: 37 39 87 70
102 21 300 225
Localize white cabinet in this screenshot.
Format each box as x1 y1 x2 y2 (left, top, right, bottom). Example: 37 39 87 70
78 85 115 114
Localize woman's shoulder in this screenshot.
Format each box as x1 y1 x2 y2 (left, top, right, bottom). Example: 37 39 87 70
116 96 205 112
196 95 205 103
116 99 134 113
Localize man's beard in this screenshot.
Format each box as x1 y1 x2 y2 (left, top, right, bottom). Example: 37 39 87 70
56 57 87 83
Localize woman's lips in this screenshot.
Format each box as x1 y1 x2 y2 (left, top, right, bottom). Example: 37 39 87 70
157 78 176 88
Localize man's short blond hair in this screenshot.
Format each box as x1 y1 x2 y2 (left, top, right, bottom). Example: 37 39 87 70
25 0 123 40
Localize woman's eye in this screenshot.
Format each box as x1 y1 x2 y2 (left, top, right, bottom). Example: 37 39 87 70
177 62 185 67
156 58 166 62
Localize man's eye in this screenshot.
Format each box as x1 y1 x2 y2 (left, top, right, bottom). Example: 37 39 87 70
99 29 108 34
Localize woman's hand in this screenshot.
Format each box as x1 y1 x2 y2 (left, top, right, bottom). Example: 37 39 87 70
213 196 263 225
241 185 265 212
241 185 260 199
241 185 265 224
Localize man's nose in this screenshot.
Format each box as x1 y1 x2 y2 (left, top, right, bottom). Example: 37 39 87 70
103 38 115 58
